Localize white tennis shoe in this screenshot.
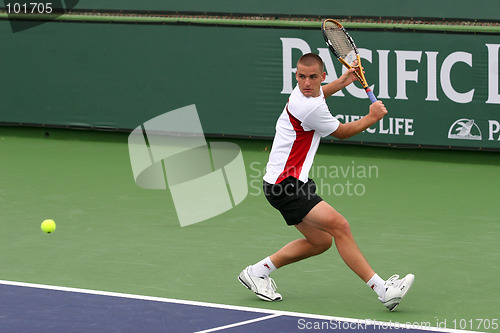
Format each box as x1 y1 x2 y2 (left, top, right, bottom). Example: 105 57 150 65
378 274 415 311
238 266 282 302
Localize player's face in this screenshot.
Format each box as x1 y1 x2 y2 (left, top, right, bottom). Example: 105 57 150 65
296 63 326 97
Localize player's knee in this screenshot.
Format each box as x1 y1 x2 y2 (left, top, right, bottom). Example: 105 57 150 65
309 236 332 255
314 235 333 254
319 237 333 253
330 215 352 238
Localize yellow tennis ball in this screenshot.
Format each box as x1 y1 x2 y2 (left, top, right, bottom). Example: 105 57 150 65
41 219 56 233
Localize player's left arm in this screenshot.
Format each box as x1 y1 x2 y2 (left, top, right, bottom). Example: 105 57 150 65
331 101 387 140
322 67 359 98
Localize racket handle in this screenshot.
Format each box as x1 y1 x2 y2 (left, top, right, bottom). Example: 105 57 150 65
365 88 377 103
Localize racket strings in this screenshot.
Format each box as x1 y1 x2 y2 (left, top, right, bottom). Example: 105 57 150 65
324 24 357 65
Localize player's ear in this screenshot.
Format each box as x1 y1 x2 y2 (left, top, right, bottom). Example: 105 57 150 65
322 72 326 82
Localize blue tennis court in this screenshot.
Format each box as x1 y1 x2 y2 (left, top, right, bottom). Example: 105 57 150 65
0 280 479 333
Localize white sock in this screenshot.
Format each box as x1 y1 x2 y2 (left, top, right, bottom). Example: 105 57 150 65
249 257 277 277
367 273 386 298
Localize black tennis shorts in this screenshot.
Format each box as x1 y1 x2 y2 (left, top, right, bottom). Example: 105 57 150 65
263 176 323 226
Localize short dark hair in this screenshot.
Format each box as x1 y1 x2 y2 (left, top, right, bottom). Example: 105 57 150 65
297 53 324 72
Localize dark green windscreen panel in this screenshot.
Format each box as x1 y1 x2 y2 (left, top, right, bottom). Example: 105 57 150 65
1 20 499 149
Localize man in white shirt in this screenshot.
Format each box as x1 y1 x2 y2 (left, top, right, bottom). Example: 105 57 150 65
238 53 414 311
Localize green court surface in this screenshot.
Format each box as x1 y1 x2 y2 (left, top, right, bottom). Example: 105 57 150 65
1 127 499 332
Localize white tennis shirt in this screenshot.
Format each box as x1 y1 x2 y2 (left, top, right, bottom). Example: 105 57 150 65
263 85 340 184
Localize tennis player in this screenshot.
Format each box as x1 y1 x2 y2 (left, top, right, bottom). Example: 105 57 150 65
238 53 414 311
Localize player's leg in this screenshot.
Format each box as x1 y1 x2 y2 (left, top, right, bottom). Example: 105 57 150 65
239 176 414 308
237 223 331 302
269 221 332 269
301 201 415 311
300 201 375 282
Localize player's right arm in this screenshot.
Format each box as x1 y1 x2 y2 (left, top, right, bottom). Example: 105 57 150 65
322 68 358 98
331 101 387 140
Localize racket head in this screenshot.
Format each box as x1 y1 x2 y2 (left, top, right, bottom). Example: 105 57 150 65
321 19 370 90
321 19 358 65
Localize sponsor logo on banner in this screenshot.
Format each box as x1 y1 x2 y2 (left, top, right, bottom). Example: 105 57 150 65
448 119 482 140
446 118 500 141
336 114 415 136
280 38 500 105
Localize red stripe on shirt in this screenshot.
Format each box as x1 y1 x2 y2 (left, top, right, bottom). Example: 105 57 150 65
276 107 315 183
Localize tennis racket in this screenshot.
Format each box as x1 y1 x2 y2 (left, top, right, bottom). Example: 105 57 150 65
321 19 377 103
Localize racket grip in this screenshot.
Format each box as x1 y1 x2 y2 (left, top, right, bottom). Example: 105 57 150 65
365 88 377 103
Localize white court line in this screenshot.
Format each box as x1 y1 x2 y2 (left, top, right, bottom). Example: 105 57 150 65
0 280 485 333
193 314 281 333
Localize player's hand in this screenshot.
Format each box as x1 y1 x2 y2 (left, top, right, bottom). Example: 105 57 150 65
350 59 363 80
338 68 357 87
369 100 388 121
339 66 364 87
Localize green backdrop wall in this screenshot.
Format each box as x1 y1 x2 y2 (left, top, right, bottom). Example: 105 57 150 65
1 19 499 149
